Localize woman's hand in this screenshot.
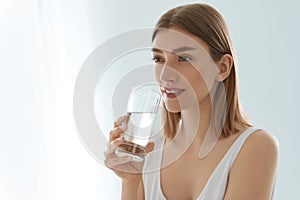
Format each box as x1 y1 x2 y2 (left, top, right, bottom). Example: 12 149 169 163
104 116 154 183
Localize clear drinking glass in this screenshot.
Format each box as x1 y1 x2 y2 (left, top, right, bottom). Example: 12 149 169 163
115 85 161 162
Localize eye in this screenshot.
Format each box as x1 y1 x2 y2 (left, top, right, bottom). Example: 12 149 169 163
178 55 192 62
152 56 164 63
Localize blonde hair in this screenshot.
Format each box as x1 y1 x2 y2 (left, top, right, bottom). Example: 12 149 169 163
153 3 252 139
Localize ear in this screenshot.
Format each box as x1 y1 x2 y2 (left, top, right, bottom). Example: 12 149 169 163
216 54 233 82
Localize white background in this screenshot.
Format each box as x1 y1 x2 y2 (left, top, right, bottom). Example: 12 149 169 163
0 0 299 199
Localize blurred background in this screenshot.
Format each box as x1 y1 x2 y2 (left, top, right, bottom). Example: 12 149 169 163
0 0 299 199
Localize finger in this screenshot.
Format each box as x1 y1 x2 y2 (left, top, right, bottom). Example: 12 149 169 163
109 126 126 142
104 145 115 157
145 142 155 153
111 136 125 146
104 137 126 156
113 115 128 128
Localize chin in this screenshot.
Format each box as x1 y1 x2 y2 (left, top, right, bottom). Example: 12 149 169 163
163 97 181 112
164 102 181 113
165 102 192 113
166 107 181 113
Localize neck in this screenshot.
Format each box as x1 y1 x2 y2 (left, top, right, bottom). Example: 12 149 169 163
166 93 212 154
181 94 212 143
162 92 219 165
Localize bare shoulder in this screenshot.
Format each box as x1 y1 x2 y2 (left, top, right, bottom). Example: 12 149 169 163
224 129 279 199
244 129 279 159
235 129 279 169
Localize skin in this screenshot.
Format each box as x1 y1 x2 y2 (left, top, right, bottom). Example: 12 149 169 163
105 27 279 200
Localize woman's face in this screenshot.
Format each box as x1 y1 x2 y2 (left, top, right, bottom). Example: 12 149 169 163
152 27 219 113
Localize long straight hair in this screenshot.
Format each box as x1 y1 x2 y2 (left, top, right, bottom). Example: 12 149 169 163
153 4 252 139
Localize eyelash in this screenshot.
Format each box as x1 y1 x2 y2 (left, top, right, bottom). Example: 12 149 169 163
152 55 192 63
152 56 164 63
178 55 192 62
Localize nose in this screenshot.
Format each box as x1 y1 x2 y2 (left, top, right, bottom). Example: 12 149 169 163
159 63 178 84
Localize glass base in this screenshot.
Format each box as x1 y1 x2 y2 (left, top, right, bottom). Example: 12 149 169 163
115 149 144 162
115 142 146 162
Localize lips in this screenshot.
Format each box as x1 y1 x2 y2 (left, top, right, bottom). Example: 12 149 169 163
160 87 185 98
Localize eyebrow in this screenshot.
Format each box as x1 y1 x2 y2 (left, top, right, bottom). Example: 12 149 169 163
151 46 196 54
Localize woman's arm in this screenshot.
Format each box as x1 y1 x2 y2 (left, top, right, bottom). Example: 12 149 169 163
104 116 152 200
223 130 279 200
121 178 145 200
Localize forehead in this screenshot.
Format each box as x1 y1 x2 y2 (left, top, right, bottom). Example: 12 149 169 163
152 28 209 54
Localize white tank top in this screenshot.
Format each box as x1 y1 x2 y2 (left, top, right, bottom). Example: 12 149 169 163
142 127 273 200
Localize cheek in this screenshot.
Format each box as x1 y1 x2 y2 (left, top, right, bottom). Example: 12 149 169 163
189 59 218 88
183 68 203 87
185 70 210 99
190 67 216 91
190 75 206 93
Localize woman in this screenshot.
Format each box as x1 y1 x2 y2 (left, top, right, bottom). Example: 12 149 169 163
105 3 278 200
